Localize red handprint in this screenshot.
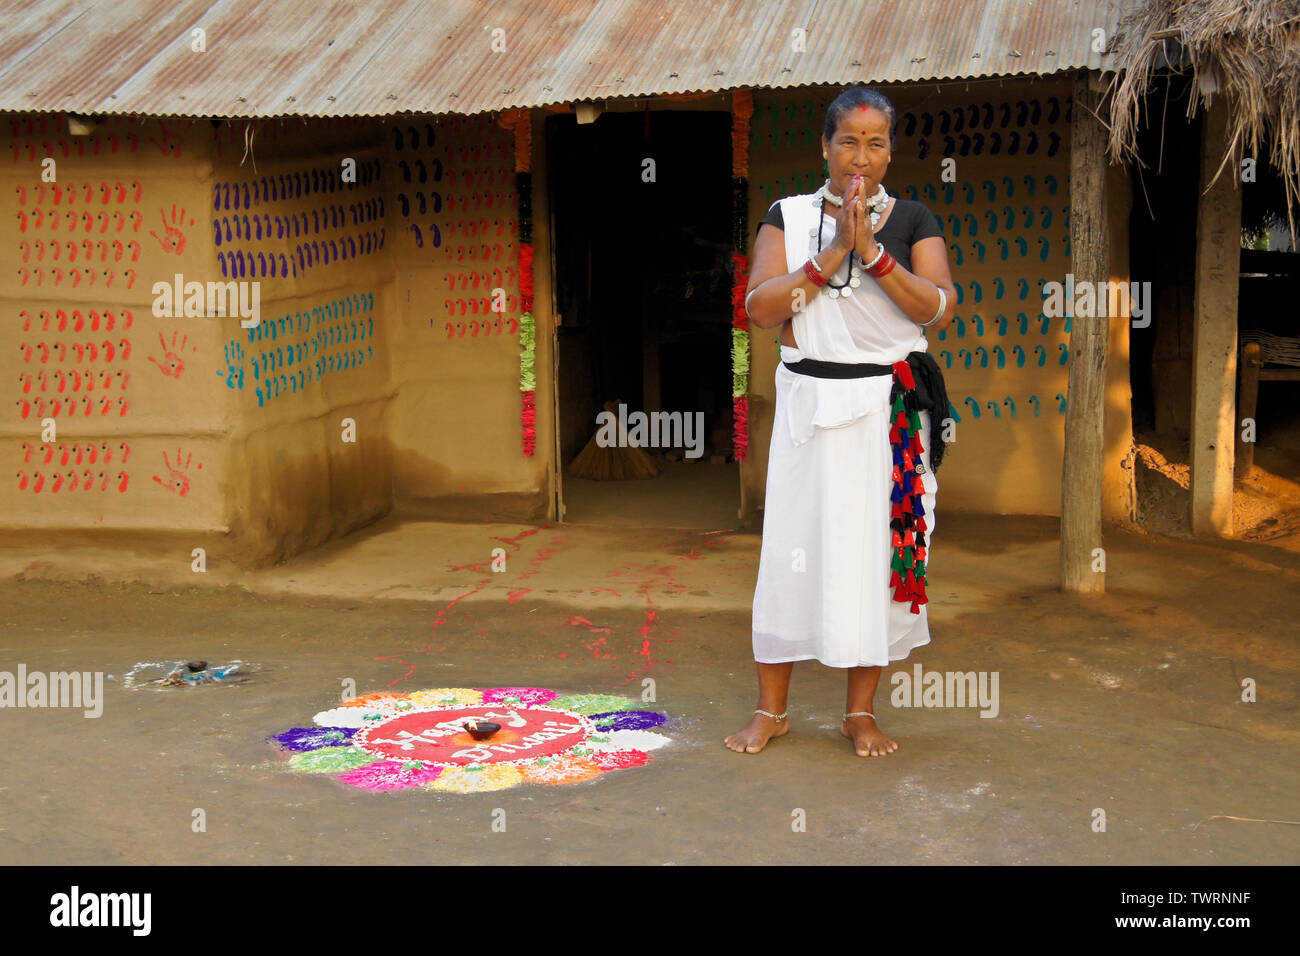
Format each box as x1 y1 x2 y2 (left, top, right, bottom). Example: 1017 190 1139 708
147 330 195 378
148 205 194 255
151 447 202 496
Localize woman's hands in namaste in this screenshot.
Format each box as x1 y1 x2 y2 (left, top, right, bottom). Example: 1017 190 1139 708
852 175 882 265
829 175 864 256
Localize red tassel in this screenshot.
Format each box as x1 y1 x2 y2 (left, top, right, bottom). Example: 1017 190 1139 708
892 360 915 390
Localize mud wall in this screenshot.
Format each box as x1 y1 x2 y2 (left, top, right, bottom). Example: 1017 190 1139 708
1 114 396 565
382 112 551 518
744 77 1135 520
209 117 396 562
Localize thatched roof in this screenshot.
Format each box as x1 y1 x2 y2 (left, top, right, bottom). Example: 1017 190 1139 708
1106 0 1300 245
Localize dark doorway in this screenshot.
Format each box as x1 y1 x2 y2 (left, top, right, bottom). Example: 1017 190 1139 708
547 109 739 527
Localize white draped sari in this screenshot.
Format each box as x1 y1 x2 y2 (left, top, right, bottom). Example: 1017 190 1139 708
751 190 938 667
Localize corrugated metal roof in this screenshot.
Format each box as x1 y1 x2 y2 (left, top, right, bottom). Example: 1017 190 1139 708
0 0 1135 117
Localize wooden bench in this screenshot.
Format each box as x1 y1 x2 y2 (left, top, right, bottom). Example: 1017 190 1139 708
1236 332 1300 477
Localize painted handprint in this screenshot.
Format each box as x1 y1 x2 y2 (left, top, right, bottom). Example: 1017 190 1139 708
147 330 196 378
216 340 245 389
149 205 195 255
152 447 202 496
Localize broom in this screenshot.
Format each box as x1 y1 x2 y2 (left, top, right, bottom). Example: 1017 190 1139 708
568 399 660 480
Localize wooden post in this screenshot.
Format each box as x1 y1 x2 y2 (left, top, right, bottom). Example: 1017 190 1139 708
1060 74 1110 594
1235 342 1261 478
1190 100 1241 536
535 108 564 522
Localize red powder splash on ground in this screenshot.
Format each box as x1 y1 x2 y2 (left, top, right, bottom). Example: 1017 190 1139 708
373 526 557 685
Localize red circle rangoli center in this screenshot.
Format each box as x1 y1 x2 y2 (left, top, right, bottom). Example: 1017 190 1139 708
356 705 593 766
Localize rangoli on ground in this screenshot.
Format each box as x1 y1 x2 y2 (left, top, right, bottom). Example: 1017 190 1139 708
268 686 671 792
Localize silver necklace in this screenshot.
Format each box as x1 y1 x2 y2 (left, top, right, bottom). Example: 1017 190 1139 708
821 179 890 229
810 181 888 298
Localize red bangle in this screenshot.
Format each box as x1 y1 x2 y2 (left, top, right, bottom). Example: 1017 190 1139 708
868 249 896 278
803 259 828 287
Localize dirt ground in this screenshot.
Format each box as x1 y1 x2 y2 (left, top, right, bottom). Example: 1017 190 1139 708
1135 422 1300 546
0 509 1297 866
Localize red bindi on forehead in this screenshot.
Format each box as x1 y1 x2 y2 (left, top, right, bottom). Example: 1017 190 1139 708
846 105 886 135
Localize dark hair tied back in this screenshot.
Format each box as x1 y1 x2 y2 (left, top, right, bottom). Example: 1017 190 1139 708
823 85 896 147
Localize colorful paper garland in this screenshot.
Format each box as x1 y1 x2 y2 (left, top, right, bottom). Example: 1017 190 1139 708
731 90 754 462
503 109 538 458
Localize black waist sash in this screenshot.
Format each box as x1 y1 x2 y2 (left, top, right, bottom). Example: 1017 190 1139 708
780 349 951 614
782 351 951 471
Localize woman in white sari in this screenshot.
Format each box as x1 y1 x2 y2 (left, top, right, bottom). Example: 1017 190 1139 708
726 86 957 758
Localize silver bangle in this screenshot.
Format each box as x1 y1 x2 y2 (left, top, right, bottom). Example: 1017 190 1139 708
744 285 760 312
921 287 946 327
861 244 886 272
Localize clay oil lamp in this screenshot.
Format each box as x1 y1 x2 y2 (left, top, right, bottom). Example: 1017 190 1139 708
463 718 501 741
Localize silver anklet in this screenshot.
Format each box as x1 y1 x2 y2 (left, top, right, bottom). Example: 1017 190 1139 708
755 709 787 721
843 711 875 720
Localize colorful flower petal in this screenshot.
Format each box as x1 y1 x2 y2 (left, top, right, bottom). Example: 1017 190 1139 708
269 726 356 752
588 710 668 731
521 754 602 785
589 749 651 770
425 764 525 793
337 759 442 791
342 691 407 709
406 687 484 707
481 687 558 706
313 706 390 728
550 693 635 715
585 729 672 752
286 746 375 773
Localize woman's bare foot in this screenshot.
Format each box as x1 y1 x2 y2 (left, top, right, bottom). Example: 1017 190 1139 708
724 712 789 754
841 713 897 757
